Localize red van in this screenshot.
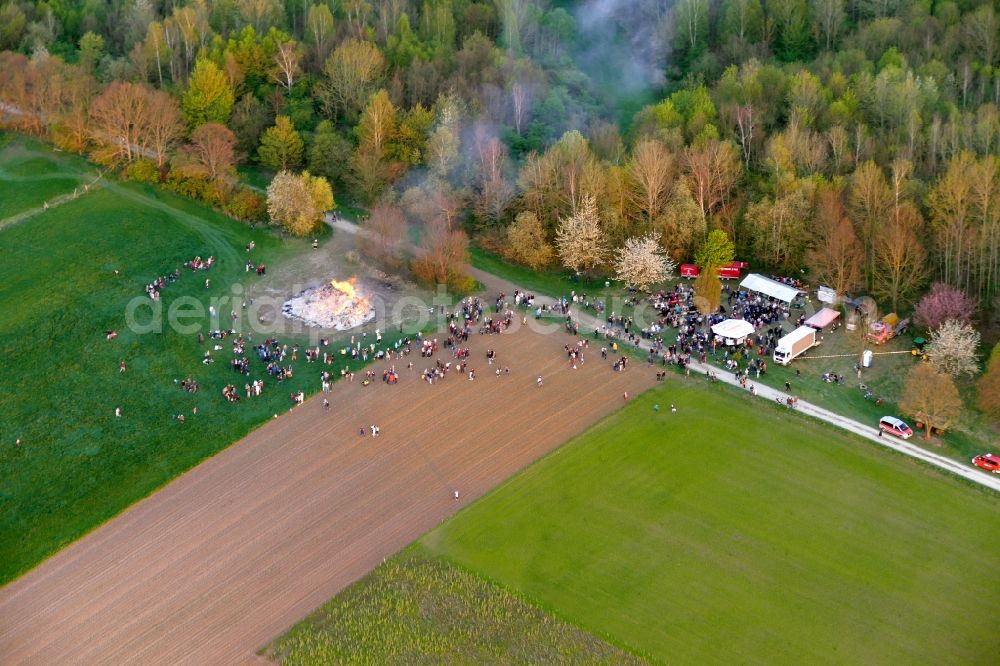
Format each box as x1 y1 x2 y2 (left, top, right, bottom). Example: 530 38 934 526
972 453 1000 473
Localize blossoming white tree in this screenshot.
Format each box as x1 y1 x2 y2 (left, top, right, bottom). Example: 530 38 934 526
555 193 608 273
614 233 676 290
927 319 980 377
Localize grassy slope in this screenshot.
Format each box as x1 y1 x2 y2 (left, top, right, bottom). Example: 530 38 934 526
423 381 1000 664
0 140 87 219
0 180 324 584
268 550 645 665
469 245 610 297
0 136 465 585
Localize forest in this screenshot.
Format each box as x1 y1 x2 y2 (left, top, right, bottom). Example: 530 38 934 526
1 0 1000 316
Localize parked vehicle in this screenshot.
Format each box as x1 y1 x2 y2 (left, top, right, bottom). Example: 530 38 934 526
773 326 819 365
679 261 748 280
867 313 909 345
972 453 1000 473
879 416 913 439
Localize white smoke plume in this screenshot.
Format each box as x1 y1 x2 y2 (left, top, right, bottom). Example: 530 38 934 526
571 0 671 97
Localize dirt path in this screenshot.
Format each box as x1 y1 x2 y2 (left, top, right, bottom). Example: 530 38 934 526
0 325 654 665
0 152 104 230
0 188 92 230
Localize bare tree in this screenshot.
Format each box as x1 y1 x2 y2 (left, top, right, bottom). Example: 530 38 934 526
178 122 238 180
808 216 864 297
412 214 470 285
628 138 675 226
871 203 929 311
306 3 335 67
89 82 153 164
472 131 514 224
849 160 892 284
807 185 864 296
683 139 740 227
145 89 184 168
271 41 301 95
927 151 975 291
735 104 755 169
362 203 406 268
810 0 844 50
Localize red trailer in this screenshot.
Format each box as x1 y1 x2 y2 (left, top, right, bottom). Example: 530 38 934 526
717 263 741 279
680 263 700 278
680 261 747 280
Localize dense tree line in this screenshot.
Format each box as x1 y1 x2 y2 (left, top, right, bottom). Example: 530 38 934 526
1 0 999 312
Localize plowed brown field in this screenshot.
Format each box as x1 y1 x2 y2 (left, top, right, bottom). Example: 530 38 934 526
0 324 654 665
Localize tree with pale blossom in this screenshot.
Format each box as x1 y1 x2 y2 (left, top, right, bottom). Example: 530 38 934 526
926 319 980 378
914 282 976 331
555 193 609 274
614 234 676 290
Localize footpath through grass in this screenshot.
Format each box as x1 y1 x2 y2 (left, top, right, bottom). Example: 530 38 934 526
421 380 1000 664
267 550 645 665
0 135 90 220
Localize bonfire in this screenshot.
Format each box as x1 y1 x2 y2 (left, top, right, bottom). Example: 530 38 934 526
282 277 376 330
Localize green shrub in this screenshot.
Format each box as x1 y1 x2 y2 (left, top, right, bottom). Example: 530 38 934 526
224 187 267 222
201 178 232 208
164 169 208 200
447 271 479 294
122 159 161 184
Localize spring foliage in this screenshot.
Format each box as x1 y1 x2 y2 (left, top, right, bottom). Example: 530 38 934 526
926 319 981 378
900 364 962 440
266 170 334 236
614 234 676 290
555 193 608 274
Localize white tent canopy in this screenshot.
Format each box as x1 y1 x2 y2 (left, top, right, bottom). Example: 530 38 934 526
711 318 755 343
739 273 802 303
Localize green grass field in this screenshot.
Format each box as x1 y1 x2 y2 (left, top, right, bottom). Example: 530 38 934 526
415 380 1000 664
470 245 612 298
267 550 644 665
0 174 319 584
0 136 441 584
0 137 89 220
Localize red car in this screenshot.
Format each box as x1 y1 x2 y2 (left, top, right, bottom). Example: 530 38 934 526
972 454 1000 473
878 416 913 439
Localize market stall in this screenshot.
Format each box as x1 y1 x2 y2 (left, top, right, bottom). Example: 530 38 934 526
804 307 840 330
739 273 803 304
710 318 756 346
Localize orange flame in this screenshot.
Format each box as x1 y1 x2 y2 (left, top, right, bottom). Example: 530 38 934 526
330 278 358 299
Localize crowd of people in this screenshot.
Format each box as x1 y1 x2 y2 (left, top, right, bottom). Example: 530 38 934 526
143 255 215 300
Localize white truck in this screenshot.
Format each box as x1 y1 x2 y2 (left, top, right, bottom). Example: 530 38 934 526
773 326 819 365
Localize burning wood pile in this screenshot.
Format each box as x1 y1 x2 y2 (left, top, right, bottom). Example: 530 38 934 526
282 277 375 330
